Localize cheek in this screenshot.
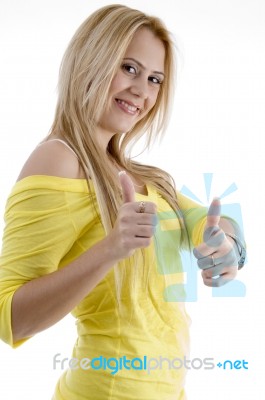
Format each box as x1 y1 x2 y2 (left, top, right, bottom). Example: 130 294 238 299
147 89 160 110
108 72 126 94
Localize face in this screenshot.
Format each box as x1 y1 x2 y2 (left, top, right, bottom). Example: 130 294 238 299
97 28 165 143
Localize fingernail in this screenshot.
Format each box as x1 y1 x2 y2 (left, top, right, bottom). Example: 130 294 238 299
118 171 126 176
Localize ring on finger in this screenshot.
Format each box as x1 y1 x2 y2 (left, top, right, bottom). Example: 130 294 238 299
138 201 146 213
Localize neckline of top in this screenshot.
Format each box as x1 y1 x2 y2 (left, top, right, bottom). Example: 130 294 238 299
12 174 154 199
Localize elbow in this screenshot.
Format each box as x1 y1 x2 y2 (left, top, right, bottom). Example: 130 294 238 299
0 311 29 348
10 291 34 346
11 324 25 344
11 305 33 345
0 284 32 348
10 317 33 347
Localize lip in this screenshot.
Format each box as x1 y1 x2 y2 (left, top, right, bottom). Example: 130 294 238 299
115 98 142 115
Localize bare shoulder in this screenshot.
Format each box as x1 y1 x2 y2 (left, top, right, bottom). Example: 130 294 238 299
16 140 87 181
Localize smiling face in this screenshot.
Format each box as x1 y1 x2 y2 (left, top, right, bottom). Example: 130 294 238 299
97 28 165 146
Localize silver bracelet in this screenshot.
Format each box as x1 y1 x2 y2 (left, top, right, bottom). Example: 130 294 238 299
225 232 246 270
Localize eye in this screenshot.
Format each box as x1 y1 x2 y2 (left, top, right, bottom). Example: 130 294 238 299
122 64 137 75
149 76 163 85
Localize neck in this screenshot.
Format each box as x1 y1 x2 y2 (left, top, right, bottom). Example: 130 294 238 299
95 126 117 153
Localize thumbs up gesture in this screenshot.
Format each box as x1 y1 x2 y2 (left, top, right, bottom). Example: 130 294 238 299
107 171 157 260
193 198 238 287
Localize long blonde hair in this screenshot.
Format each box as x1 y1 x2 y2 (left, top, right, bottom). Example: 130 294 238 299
47 4 188 298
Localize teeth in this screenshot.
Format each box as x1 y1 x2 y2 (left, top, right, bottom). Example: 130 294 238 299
117 99 138 112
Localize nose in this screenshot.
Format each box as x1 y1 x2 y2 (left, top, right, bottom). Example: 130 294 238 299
129 77 148 99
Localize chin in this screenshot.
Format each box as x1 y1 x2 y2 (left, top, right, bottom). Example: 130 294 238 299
110 122 136 135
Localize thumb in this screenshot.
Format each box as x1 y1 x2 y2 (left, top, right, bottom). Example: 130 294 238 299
119 171 135 203
206 197 221 228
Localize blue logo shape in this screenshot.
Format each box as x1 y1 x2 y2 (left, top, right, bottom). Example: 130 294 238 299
181 173 246 299
154 173 246 302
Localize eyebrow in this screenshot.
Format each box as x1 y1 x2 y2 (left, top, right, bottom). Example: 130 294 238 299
123 57 165 78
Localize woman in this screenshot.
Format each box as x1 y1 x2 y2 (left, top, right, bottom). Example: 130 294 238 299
0 4 245 399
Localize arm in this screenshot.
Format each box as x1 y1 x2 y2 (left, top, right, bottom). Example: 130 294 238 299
11 235 119 343
193 198 246 287
176 192 245 286
0 145 156 346
218 217 246 268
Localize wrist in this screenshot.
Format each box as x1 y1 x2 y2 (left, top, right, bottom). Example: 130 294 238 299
224 232 246 270
100 235 123 265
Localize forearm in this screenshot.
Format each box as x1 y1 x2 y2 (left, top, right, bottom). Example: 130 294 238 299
11 236 119 343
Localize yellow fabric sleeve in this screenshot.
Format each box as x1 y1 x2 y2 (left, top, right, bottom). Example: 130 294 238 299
176 191 208 247
0 177 96 348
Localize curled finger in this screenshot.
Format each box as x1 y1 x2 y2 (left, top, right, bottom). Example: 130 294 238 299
203 273 234 287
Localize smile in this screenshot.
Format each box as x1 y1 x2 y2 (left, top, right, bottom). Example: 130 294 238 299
115 99 140 115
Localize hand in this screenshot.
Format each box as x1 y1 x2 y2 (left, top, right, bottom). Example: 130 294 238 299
193 198 238 287
107 171 157 261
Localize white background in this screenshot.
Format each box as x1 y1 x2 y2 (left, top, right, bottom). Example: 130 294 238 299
0 0 264 399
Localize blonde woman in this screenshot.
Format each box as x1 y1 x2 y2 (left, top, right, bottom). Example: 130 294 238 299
0 4 245 400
